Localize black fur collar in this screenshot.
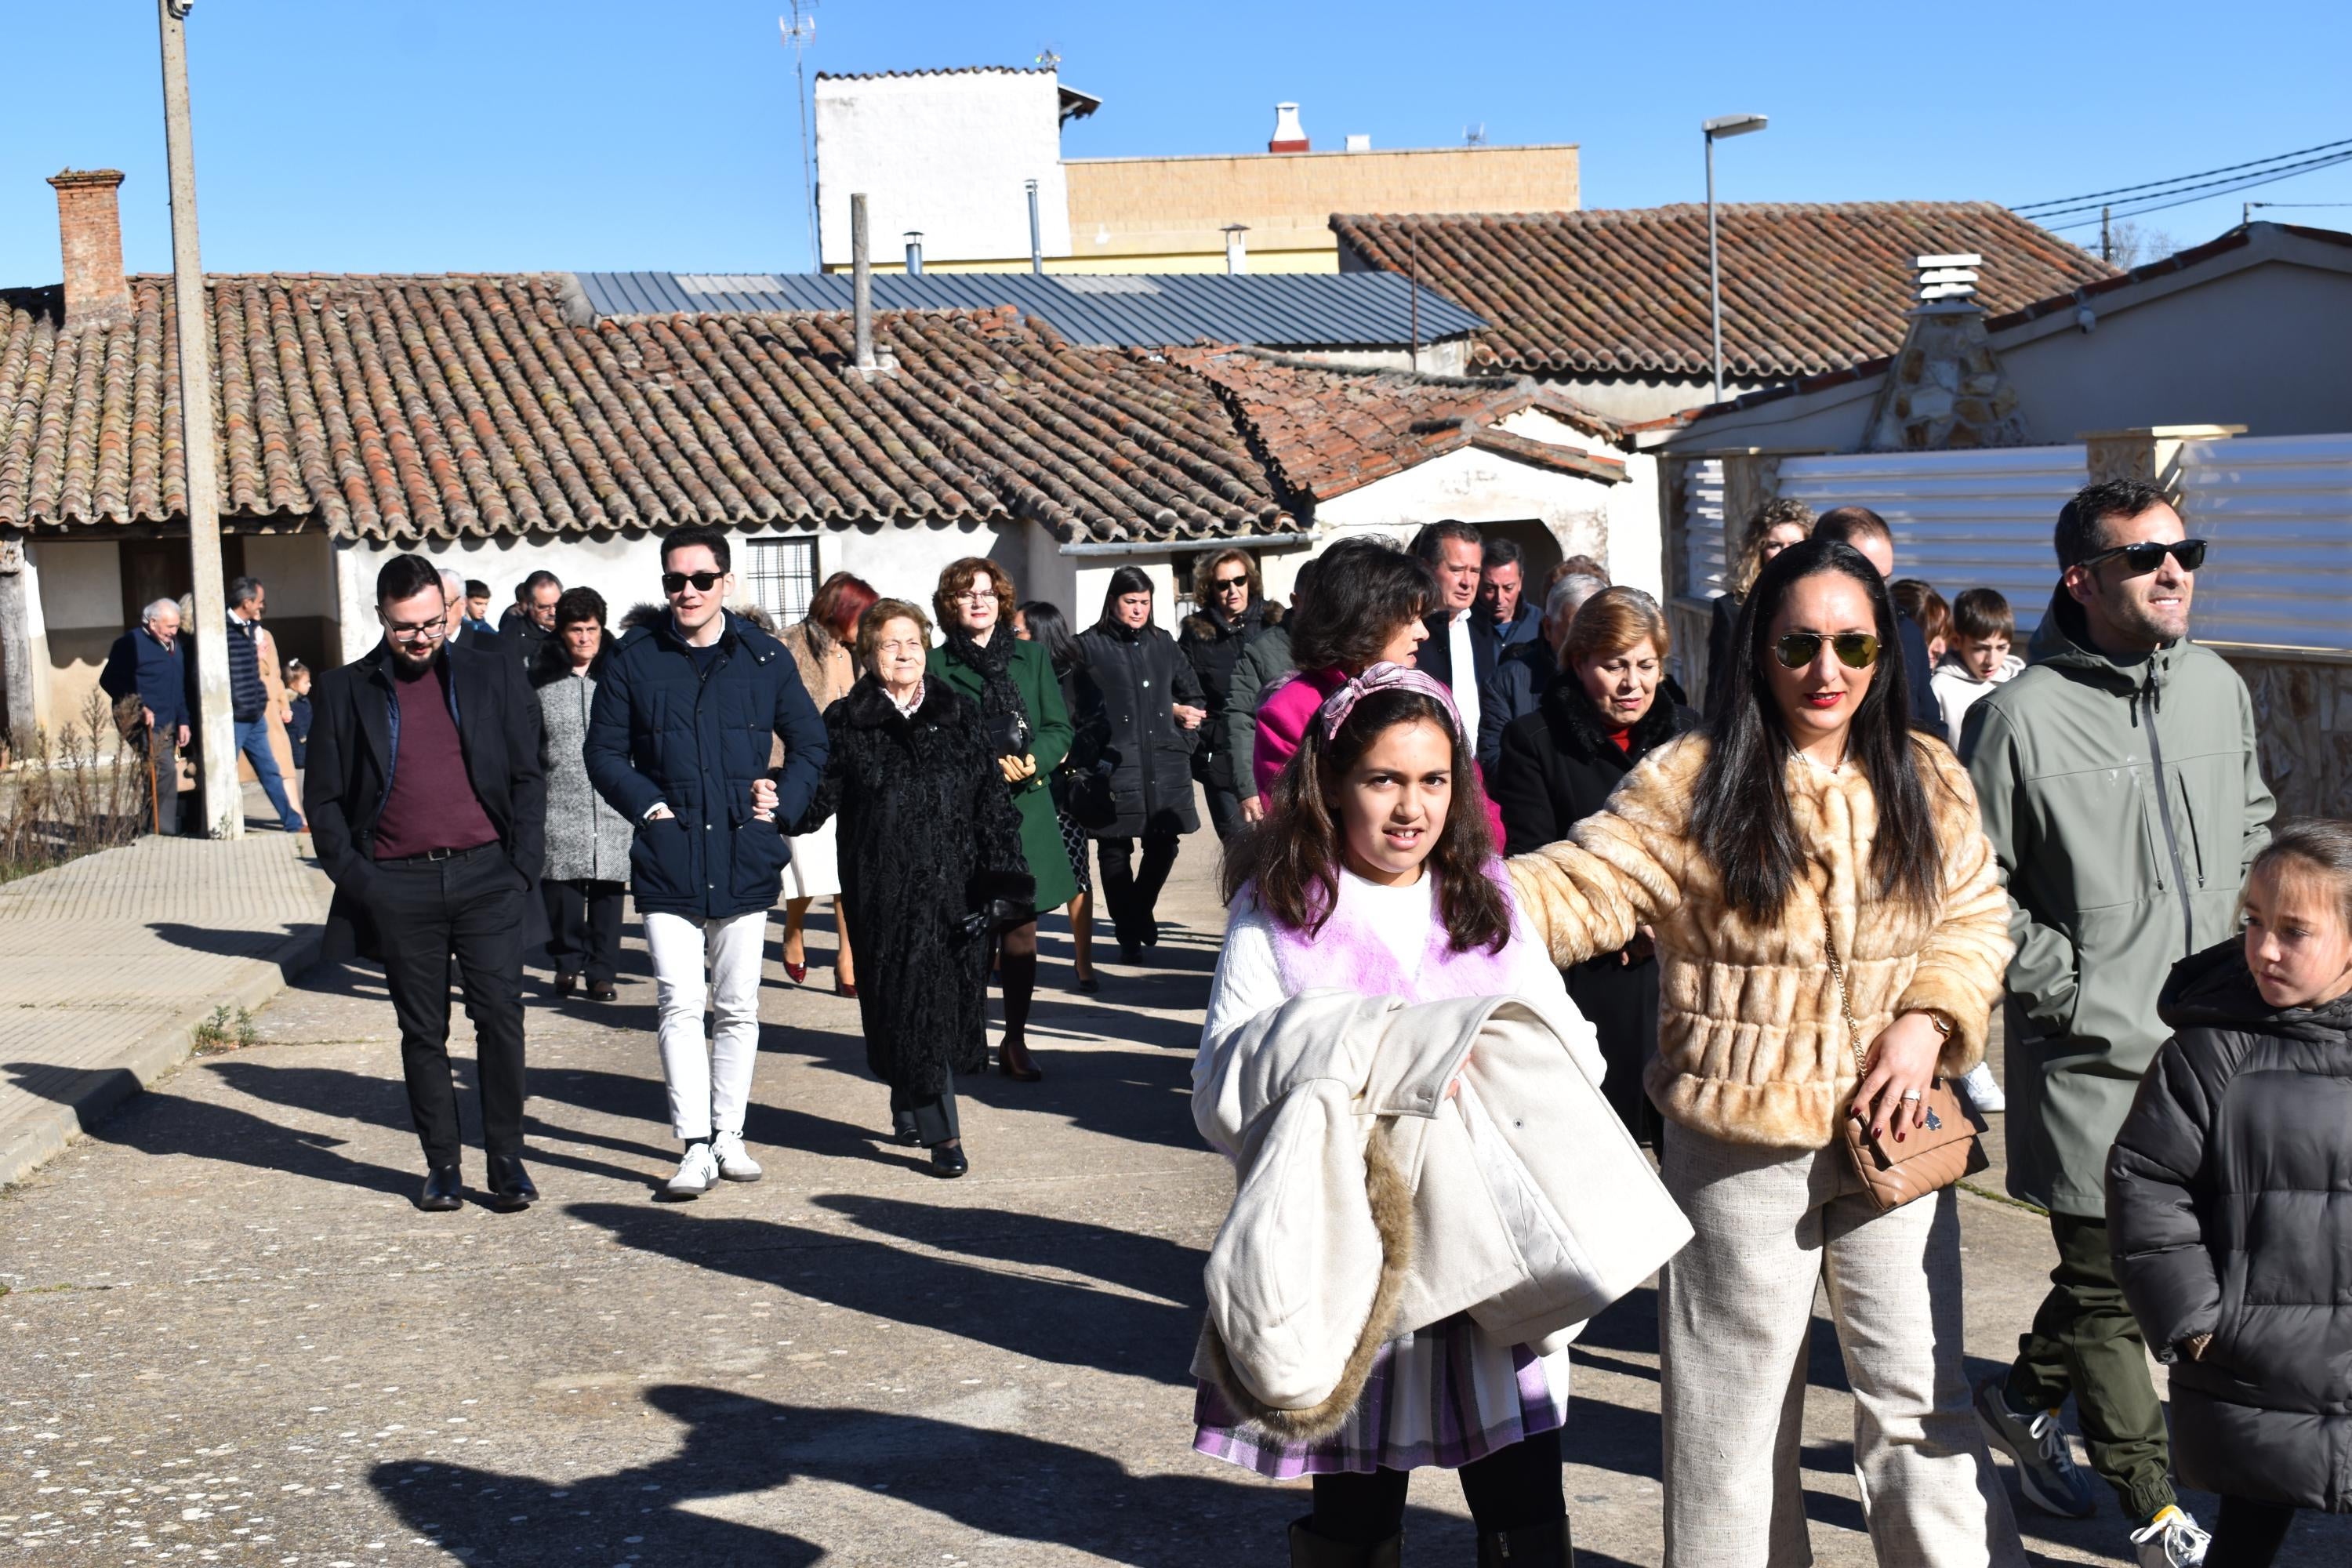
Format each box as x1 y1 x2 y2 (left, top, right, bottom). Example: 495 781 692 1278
844 672 951 728
1543 672 1688 763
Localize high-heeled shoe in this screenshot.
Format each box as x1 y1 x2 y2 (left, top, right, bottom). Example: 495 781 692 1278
784 958 808 984
836 978 859 1000
997 1035 1043 1082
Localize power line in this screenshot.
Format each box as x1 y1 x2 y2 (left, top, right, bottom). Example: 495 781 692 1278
2037 147 2352 232
2013 134 2352 216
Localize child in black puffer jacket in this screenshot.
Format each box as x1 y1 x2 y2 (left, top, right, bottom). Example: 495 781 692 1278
2109 818 2352 1568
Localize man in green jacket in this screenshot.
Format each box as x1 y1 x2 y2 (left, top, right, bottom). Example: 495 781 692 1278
1961 477 2273 1568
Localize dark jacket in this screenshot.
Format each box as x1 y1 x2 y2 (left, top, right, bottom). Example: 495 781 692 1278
1487 600 1542 647
305 641 548 952
1477 637 1559 769
2108 940 2352 1512
1415 608 1499 702
801 676 1029 1098
1074 620 1203 840
583 612 827 921
98 625 188 736
1177 600 1279 791
928 634 1077 913
1490 681 1697 1140
1704 593 1743 720
287 694 312 768
452 621 503 655
1222 623 1294 789
498 611 551 670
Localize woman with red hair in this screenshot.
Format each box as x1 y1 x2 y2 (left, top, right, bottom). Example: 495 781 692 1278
780 571 877 993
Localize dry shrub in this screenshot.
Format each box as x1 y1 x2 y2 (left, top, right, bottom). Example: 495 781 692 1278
1 690 148 881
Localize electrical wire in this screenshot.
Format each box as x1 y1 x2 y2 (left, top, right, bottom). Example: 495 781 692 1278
2033 147 2352 231
2013 135 2352 216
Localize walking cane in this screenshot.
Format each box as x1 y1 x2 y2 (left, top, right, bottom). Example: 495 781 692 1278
147 737 162 836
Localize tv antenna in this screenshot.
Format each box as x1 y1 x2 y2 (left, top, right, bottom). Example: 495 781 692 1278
1035 44 1062 69
779 2 820 269
1464 122 1487 147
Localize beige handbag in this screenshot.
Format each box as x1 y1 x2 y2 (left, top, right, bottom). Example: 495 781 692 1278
1824 914 1987 1213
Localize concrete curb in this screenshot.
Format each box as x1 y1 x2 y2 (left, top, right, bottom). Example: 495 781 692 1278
0 924 324 1192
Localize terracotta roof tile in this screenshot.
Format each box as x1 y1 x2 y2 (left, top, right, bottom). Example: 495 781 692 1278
0 274 1297 544
1330 203 2118 380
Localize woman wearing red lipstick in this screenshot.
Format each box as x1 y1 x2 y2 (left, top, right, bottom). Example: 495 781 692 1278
1490 586 1695 1144
1508 539 2024 1567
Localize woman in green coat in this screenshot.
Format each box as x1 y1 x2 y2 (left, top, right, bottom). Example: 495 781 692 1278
928 557 1075 1082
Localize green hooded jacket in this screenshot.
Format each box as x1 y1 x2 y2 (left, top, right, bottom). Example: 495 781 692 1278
1959 586 2274 1216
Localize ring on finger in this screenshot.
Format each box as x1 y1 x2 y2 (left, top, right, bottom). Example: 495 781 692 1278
1900 1089 1922 1102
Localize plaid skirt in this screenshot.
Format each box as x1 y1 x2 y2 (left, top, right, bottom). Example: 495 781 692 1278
1192 1314 1571 1479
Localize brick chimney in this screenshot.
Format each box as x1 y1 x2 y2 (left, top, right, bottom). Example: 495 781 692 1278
48 168 131 330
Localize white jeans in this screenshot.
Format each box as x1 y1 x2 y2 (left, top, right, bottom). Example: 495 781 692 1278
643 909 766 1143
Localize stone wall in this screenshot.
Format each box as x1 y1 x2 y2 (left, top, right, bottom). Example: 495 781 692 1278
2216 644 2352 819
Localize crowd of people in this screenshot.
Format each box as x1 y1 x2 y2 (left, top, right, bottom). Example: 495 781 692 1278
174 472 2340 1568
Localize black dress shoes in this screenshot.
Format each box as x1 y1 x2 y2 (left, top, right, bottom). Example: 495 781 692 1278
485 1155 539 1211
419 1165 463 1212
928 1142 969 1178
555 972 579 998
589 982 618 1002
891 1110 923 1146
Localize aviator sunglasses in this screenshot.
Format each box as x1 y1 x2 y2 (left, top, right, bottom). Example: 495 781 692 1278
662 569 724 594
2077 538 2207 575
1773 631 1880 670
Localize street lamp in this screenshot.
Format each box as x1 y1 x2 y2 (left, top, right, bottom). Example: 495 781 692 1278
1703 112 1768 404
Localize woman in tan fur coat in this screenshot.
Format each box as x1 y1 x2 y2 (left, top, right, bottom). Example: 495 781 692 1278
1510 539 2027 1568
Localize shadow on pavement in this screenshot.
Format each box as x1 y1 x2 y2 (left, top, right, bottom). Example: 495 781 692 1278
365 1384 1292 1567
147 919 323 967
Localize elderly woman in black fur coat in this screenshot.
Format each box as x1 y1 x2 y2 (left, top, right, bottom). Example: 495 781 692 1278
797 597 1031 1178
1490 586 1697 1145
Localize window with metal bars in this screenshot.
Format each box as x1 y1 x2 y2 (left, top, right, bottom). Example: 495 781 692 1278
741 535 818 626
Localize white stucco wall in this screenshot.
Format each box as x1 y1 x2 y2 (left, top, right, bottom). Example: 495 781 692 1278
33 539 122 630
815 71 1071 268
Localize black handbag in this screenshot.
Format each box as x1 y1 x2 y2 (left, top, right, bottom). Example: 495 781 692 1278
988 708 1033 760
958 869 1038 938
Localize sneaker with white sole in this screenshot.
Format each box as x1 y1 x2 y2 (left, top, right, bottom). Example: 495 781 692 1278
2130 1506 2212 1568
1973 1377 2097 1518
1958 1060 2008 1113
665 1142 719 1199
711 1131 763 1183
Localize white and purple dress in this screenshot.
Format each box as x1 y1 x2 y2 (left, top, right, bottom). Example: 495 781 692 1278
1190 864 1599 1479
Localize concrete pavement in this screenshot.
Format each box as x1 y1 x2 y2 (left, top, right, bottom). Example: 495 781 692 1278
3 841 2344 1566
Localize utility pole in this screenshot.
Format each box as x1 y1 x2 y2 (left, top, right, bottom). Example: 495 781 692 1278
158 0 240 839
2101 205 2112 263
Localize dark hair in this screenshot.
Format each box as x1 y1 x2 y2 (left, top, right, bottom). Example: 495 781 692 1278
463 579 490 601
1017 600 1080 676
376 554 443 606
1812 506 1893 552
2248 818 2352 935
808 572 879 643
1221 685 1507 952
1889 579 1950 649
1288 537 1432 673
1410 519 1483 565
554 586 608 630
1189 548 1262 613
1951 587 2014 641
2055 478 2169 568
227 575 263 609
1695 538 1944 924
1480 536 1523 571
618 601 666 633
933 557 1018 630
1096 565 1155 630
517 568 561 599
659 527 731 574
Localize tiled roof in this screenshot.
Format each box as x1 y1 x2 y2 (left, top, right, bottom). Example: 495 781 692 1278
1330 203 2118 379
1167 345 1626 501
0 273 1293 544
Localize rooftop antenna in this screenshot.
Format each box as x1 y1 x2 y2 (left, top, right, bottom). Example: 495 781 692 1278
1463 122 1487 147
779 2 819 270
1034 44 1062 69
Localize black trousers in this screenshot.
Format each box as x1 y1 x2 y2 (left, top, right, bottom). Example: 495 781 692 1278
1309 1428 1564 1544
889 1071 960 1148
368 846 529 1166
1194 753 1247 843
2209 1496 2296 1568
542 877 624 985
1096 832 1179 948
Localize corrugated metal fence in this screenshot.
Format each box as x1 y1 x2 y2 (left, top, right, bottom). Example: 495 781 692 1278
1680 459 1727 600
2177 433 2352 648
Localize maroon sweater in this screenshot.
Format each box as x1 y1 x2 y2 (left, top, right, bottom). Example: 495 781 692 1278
372 661 498 859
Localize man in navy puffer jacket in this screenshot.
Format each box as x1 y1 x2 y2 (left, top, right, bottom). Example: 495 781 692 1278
586 527 827 1197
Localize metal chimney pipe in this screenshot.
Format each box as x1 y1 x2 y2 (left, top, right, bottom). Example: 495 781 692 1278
1025 178 1044 274
904 230 924 275
851 191 874 369
1221 223 1249 276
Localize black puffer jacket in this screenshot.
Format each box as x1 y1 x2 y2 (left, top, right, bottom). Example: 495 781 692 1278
1177 601 1278 790
1075 621 1203 839
2108 938 2352 1512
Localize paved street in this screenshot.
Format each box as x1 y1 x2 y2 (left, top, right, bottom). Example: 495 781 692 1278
5 844 2346 1566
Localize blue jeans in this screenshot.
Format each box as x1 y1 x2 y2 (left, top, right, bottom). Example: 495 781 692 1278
235 719 303 831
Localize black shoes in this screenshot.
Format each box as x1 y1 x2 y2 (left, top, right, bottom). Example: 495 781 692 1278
928 1142 969 1178
588 982 618 1002
555 972 579 998
485 1155 539 1212
419 1165 463 1212
1072 969 1101 994
1287 1516 1401 1567
891 1110 923 1147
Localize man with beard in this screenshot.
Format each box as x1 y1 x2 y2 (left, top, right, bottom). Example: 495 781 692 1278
1962 478 2272 1568
305 554 547 1213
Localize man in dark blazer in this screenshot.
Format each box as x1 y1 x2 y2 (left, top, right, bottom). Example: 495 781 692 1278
306 553 547 1214
1410 519 1499 746
439 567 501 654
98 598 191 835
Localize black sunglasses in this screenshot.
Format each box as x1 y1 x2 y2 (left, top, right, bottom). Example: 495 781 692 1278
1213 575 1250 590
2078 538 2207 575
662 570 724 594
1774 631 1880 670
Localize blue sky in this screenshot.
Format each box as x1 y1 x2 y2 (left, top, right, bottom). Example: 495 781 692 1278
2 1 2343 283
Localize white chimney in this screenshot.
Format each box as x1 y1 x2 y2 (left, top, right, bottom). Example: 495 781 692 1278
1222 224 1250 275
1269 103 1308 154
1914 252 1983 303
1345 133 1371 152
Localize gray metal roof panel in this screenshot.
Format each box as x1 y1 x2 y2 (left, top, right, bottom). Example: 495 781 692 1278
572 270 1486 348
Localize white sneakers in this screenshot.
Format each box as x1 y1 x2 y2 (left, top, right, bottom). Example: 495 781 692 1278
1958 1060 2008 1113
712 1131 763 1183
2130 1506 2212 1568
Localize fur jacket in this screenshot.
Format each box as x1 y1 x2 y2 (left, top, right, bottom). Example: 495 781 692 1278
1508 731 2012 1149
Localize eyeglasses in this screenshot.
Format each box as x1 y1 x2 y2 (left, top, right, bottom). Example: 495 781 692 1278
1774 631 1880 670
380 615 447 644
1213 575 1250 592
952 588 997 604
2077 538 2207 575
662 570 724 595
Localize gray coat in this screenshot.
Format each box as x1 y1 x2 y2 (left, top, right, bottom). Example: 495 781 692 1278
536 655 634 884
